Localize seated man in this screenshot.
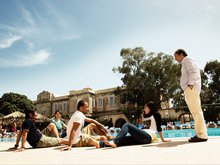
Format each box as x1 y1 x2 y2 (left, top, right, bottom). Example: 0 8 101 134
12 109 69 151
61 100 112 151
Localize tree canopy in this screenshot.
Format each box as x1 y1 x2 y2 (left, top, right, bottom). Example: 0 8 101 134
203 60 220 104
0 92 34 115
113 47 181 108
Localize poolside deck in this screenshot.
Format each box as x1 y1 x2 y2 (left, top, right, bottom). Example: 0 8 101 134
0 137 219 164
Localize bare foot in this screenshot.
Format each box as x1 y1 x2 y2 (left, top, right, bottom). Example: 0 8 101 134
95 141 100 148
104 141 117 148
97 141 117 148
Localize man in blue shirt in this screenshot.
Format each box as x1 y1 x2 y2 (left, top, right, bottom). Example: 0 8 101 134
174 49 208 142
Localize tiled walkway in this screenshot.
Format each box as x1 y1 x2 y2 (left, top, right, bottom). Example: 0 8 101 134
0 137 219 164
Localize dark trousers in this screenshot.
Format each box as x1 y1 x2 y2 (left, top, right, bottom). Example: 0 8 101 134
113 123 152 146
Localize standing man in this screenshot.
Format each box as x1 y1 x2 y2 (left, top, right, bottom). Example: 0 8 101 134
174 49 208 142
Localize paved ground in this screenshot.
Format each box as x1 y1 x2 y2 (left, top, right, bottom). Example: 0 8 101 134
0 137 219 164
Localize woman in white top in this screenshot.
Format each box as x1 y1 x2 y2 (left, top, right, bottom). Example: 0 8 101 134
106 101 170 148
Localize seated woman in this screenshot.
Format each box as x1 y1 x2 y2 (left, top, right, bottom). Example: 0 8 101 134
50 110 67 138
105 101 171 148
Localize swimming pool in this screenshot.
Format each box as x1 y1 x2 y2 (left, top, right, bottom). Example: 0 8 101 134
108 127 220 139
159 128 220 138
1 128 219 142
0 136 17 142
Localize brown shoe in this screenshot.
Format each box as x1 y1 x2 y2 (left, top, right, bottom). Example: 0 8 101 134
188 136 208 142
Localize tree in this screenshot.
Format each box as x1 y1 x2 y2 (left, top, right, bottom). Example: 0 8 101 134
0 92 34 115
113 47 181 109
203 60 220 103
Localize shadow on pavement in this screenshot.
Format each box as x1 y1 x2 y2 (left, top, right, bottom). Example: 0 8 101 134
142 140 190 148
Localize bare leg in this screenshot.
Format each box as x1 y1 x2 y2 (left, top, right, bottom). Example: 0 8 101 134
47 123 59 138
59 138 98 147
87 138 100 148
100 135 107 141
90 123 106 136
104 141 117 148
89 123 113 140
99 141 117 148
60 138 69 145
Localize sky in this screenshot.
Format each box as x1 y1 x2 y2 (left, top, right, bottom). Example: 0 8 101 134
0 0 220 101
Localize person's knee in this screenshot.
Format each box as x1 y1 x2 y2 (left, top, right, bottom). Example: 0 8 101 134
123 123 129 127
47 123 55 131
100 135 107 141
89 123 96 129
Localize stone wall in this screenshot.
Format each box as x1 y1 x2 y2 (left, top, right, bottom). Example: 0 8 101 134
34 87 191 126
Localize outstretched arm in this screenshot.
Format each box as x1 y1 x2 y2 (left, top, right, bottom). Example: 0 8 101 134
158 131 171 142
16 130 28 152
61 122 80 151
9 130 22 150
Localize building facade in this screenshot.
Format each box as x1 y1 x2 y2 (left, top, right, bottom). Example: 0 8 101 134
34 87 192 128
34 87 130 127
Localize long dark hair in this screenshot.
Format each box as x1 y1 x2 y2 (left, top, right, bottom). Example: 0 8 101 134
143 101 157 118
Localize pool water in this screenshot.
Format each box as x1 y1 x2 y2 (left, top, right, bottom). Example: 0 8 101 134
1 128 219 142
0 136 17 142
158 128 220 138
108 127 220 139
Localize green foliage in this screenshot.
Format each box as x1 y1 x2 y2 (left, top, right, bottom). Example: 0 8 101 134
203 104 220 123
0 92 34 115
121 107 142 125
203 60 220 103
113 47 181 108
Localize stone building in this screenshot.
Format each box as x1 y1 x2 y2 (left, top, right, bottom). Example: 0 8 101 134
34 87 193 128
34 87 129 128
